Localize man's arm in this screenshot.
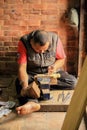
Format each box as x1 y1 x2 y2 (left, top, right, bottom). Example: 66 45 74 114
17 40 29 89
18 63 29 89
48 37 66 74
53 58 65 71
48 58 65 74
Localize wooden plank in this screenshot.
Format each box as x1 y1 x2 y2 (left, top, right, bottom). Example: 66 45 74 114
78 0 85 76
34 73 60 85
39 90 74 112
61 56 87 130
84 106 87 129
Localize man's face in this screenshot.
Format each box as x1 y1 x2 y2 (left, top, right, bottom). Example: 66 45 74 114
31 42 50 53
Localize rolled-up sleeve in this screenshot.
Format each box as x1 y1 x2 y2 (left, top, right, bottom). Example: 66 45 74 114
56 38 66 59
17 41 27 64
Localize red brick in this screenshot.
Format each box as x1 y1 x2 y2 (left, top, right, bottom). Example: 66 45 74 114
5 62 17 69
5 52 17 56
4 31 21 37
23 0 41 4
4 42 18 46
9 47 17 52
0 20 4 26
4 20 20 26
0 42 4 46
0 0 4 4
27 26 40 32
0 52 5 57
0 36 12 42
4 0 23 4
29 10 41 15
0 30 4 36
12 37 19 42
28 19 40 26
41 10 57 15
29 14 41 20
0 62 6 69
41 3 57 10
41 0 58 3
0 47 6 51
0 57 16 61
0 9 4 15
29 4 42 10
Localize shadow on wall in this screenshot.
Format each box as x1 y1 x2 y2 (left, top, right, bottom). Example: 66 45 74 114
0 54 18 75
0 62 18 75
59 7 79 76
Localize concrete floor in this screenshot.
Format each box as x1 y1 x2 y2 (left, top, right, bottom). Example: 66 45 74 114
0 76 86 130
0 112 86 130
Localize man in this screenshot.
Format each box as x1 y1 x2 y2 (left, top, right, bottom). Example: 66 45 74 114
15 30 77 115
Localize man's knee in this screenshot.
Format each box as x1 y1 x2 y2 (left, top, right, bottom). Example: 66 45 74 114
71 76 77 88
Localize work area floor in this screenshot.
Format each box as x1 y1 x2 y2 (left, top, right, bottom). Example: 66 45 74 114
0 75 86 130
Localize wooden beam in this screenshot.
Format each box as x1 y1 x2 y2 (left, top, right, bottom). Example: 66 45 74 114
61 56 87 130
78 0 85 76
39 90 74 112
84 108 87 129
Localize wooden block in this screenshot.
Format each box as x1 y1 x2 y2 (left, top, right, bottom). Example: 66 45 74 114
84 107 87 129
26 81 40 98
34 73 60 85
39 90 74 112
34 73 60 79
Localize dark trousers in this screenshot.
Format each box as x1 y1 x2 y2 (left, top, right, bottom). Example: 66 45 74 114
15 70 77 105
54 70 77 89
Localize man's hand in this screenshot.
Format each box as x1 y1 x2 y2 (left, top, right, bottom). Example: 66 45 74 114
21 87 28 97
48 65 55 74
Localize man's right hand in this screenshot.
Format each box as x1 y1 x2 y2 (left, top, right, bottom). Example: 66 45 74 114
48 64 55 74
21 87 28 97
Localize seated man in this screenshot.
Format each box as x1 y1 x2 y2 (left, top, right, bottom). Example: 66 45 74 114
15 30 77 115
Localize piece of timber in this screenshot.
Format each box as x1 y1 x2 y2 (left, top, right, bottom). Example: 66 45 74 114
39 90 74 112
84 106 87 129
34 73 60 85
34 73 60 79
61 56 87 130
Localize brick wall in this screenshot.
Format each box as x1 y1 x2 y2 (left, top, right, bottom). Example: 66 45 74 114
0 0 80 75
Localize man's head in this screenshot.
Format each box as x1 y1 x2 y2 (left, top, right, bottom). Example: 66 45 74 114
30 30 50 53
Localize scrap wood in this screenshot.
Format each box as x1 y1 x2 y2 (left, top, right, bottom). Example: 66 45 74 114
34 73 60 79
34 73 60 85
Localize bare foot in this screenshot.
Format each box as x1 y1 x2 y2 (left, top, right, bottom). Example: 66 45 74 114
16 102 40 115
